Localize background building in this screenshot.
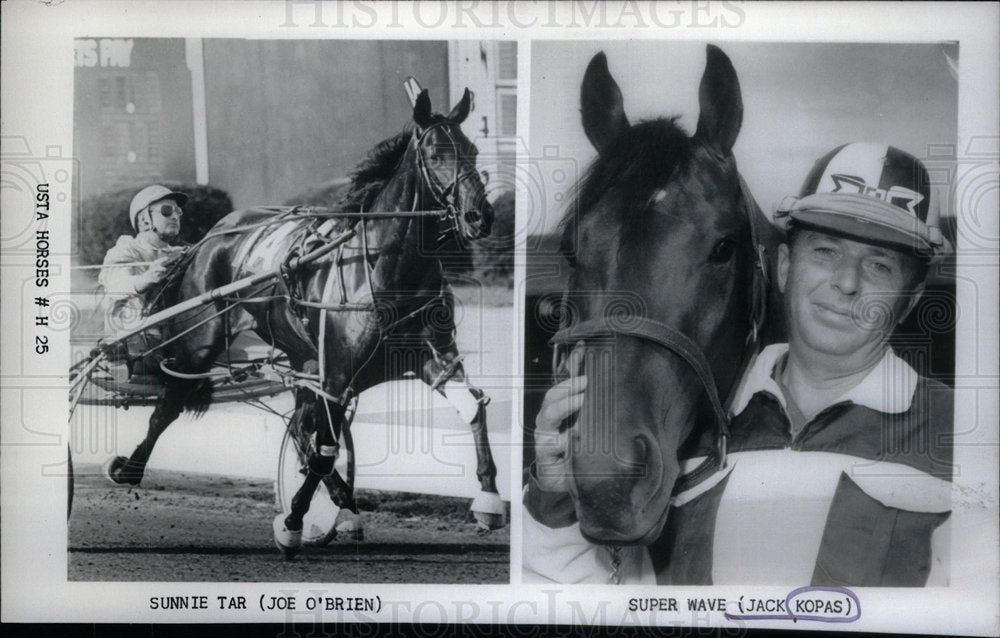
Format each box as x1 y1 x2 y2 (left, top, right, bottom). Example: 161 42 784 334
73 38 516 217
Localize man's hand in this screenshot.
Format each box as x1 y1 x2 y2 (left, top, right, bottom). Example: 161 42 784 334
534 343 587 493
134 256 174 293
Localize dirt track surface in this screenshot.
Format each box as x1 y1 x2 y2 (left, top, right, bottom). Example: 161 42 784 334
69 465 509 583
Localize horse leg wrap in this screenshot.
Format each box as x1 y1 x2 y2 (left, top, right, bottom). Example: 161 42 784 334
272 514 302 559
470 490 506 530
334 508 364 542
442 380 481 424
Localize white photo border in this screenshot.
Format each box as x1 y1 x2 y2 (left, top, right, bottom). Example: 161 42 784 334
1 1 997 634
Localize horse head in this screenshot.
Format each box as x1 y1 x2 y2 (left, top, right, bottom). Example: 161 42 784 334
557 46 773 545
411 87 493 241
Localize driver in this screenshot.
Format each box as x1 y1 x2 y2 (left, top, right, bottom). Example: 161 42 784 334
524 143 955 586
98 184 188 379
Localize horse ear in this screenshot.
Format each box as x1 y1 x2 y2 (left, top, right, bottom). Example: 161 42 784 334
447 88 472 123
695 44 743 156
413 89 433 128
581 51 629 154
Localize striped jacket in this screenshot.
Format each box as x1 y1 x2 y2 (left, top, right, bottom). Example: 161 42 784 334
523 344 953 586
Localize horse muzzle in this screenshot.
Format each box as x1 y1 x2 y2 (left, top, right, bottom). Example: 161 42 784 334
459 201 493 240
569 431 676 545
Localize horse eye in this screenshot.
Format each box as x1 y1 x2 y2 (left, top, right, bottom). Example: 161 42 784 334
710 239 737 263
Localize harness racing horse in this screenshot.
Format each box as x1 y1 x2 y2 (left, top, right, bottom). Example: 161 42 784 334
549 47 783 554
103 87 507 556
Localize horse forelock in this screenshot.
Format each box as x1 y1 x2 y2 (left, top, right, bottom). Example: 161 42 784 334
562 118 694 235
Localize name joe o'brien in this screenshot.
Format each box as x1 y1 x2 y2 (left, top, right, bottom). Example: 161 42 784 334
148 594 380 613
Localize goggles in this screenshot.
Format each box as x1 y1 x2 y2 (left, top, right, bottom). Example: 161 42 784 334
151 202 183 218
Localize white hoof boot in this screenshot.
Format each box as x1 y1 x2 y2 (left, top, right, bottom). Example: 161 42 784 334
443 381 480 424
102 455 137 486
335 509 364 542
272 514 302 559
471 490 506 531
102 456 124 486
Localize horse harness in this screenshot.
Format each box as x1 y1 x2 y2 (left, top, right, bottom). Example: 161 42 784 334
549 174 771 497
76 122 488 423
144 117 476 349
266 118 478 324
206 121 481 406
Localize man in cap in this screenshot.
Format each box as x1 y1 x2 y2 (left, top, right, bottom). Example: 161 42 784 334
524 143 955 586
99 184 189 379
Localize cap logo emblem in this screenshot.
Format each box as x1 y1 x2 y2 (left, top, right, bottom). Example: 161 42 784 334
830 174 924 216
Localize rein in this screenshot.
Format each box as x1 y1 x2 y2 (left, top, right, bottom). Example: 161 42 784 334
77 124 484 420
138 121 473 316
549 174 770 495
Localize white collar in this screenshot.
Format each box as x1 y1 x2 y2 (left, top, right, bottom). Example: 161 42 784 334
729 343 919 417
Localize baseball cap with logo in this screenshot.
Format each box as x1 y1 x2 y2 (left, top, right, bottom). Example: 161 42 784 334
773 143 951 263
129 185 188 231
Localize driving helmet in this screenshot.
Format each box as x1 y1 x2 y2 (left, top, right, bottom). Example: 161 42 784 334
773 143 951 263
129 185 188 231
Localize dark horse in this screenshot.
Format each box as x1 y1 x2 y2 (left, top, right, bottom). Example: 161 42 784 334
104 87 506 555
550 47 783 548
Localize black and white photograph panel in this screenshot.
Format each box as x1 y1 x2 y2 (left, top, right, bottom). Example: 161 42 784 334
522 40 967 587
68 38 516 583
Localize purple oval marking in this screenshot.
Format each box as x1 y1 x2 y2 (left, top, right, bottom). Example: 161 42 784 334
785 586 861 623
723 586 860 623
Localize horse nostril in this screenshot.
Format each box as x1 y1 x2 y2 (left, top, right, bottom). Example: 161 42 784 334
464 210 481 224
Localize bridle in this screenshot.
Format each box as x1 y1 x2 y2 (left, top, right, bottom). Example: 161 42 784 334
413 121 484 241
549 173 770 495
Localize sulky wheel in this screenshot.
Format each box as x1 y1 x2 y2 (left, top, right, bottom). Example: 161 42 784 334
275 424 355 547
